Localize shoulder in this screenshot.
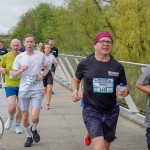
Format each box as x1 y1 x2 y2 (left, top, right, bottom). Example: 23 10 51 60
34 51 45 57
50 54 55 58
79 55 94 65
3 51 10 57
110 55 123 67
15 52 26 60
3 47 8 51
52 46 58 51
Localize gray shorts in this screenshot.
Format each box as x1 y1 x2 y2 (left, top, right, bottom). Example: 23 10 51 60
18 90 43 111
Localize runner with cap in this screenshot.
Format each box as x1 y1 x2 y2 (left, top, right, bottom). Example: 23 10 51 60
71 31 129 150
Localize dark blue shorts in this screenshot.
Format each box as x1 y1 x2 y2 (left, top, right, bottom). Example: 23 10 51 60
43 71 53 87
5 87 19 97
146 128 150 149
82 105 120 142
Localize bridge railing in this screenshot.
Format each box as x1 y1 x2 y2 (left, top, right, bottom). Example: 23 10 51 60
55 54 148 126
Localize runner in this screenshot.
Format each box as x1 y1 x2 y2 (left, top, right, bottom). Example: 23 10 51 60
43 44 58 109
48 37 59 94
0 39 22 134
12 34 49 147
71 31 129 150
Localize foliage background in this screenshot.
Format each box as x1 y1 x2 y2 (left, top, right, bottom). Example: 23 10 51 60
9 0 150 63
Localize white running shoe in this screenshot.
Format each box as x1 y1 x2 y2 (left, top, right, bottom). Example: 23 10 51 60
4 118 13 130
15 126 23 134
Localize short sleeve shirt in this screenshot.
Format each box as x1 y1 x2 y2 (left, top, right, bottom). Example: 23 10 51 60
45 54 56 70
0 52 20 87
75 55 127 113
12 51 47 91
50 46 58 58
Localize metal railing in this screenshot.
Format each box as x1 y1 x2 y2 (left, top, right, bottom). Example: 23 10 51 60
55 54 148 126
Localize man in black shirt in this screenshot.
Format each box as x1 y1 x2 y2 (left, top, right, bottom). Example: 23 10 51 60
71 31 129 150
0 41 8 88
48 37 59 94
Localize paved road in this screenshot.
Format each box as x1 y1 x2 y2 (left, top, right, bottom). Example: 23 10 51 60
0 81 147 150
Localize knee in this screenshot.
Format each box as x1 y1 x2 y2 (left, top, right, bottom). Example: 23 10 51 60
93 142 105 150
47 87 52 93
93 146 104 150
9 106 16 114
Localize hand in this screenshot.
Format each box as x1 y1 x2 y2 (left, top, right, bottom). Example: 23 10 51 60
21 65 28 72
1 68 6 74
54 61 58 67
71 90 82 102
36 74 43 81
116 86 129 97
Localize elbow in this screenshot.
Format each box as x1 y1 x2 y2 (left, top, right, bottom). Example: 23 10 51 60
135 82 139 89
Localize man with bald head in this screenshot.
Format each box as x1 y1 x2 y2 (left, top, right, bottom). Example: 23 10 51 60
0 39 22 134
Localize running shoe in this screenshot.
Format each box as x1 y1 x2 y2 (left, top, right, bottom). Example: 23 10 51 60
4 118 13 130
84 134 91 146
24 137 33 147
15 126 23 134
52 91 54 94
46 103 50 109
31 126 40 143
0 84 2 88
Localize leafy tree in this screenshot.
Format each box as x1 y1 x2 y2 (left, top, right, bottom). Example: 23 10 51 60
10 9 35 43
33 3 54 43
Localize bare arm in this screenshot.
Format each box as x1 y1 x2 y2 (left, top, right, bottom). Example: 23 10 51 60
36 65 49 81
135 82 150 95
0 66 7 74
12 65 28 78
71 77 82 102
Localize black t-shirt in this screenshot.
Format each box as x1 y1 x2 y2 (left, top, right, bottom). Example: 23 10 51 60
75 55 127 113
50 46 58 58
0 47 8 60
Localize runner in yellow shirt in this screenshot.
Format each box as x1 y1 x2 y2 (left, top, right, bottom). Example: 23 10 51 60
0 39 22 134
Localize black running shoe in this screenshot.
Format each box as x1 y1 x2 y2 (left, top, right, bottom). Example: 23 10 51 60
24 137 33 147
31 127 40 143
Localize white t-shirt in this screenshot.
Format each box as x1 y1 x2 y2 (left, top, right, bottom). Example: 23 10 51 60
13 51 47 91
45 54 56 70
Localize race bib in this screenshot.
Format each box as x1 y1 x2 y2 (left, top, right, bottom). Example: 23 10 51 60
93 78 114 93
26 75 37 85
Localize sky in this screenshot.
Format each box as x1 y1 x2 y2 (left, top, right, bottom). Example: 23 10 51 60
0 0 65 34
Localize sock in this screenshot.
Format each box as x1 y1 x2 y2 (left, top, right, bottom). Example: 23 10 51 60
31 123 37 131
15 122 20 126
8 115 14 120
24 126 32 138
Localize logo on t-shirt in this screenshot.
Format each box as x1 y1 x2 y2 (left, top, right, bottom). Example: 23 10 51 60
108 71 119 77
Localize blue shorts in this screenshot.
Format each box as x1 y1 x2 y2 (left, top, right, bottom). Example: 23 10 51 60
5 87 19 97
82 105 120 142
